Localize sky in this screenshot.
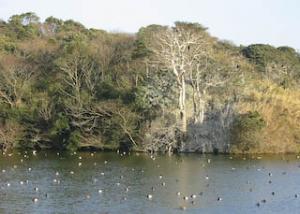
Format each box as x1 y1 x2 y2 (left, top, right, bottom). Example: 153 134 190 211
0 0 299 50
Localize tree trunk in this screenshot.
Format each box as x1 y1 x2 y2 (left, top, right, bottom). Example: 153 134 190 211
135 74 138 87
198 97 205 124
192 86 206 124
179 75 187 133
192 86 198 123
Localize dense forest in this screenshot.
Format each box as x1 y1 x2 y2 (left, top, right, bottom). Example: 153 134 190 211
0 12 299 153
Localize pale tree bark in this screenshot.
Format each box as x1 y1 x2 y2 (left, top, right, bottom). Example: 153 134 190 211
115 109 138 147
189 52 232 124
58 54 109 132
0 65 33 108
189 59 210 124
59 54 82 106
59 54 99 105
38 95 53 121
178 74 187 132
146 23 210 133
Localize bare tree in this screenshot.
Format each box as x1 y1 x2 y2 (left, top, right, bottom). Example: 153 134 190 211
145 22 211 133
0 56 33 108
38 94 53 121
115 109 138 147
59 53 84 106
189 49 245 124
90 37 114 82
58 53 98 104
58 52 109 132
189 56 225 123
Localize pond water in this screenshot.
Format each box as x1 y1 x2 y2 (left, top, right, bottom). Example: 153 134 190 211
0 151 300 214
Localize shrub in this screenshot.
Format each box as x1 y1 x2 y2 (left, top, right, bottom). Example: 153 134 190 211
49 114 71 149
231 111 266 152
66 130 81 151
96 82 122 100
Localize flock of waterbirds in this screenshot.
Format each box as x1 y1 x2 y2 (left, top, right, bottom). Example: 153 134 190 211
1 150 300 212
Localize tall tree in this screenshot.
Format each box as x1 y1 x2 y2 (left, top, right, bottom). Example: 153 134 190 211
0 54 34 108
144 22 210 133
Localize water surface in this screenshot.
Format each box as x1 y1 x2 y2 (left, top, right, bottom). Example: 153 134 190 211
0 152 300 213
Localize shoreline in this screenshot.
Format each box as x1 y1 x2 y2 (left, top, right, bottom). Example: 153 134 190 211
2 146 300 155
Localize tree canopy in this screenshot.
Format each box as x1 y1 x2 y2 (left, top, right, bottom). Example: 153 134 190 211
0 13 299 153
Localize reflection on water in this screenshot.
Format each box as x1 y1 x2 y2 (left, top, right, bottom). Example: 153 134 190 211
0 152 300 214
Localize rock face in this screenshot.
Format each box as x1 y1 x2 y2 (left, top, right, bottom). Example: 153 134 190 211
183 103 235 153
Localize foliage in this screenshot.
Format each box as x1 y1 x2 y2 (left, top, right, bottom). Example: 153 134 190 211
0 12 299 153
234 81 300 153
231 111 265 152
241 44 300 87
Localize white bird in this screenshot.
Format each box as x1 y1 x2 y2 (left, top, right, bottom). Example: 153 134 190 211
191 194 197 199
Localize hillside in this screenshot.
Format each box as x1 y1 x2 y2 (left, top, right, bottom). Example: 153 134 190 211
0 13 299 153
